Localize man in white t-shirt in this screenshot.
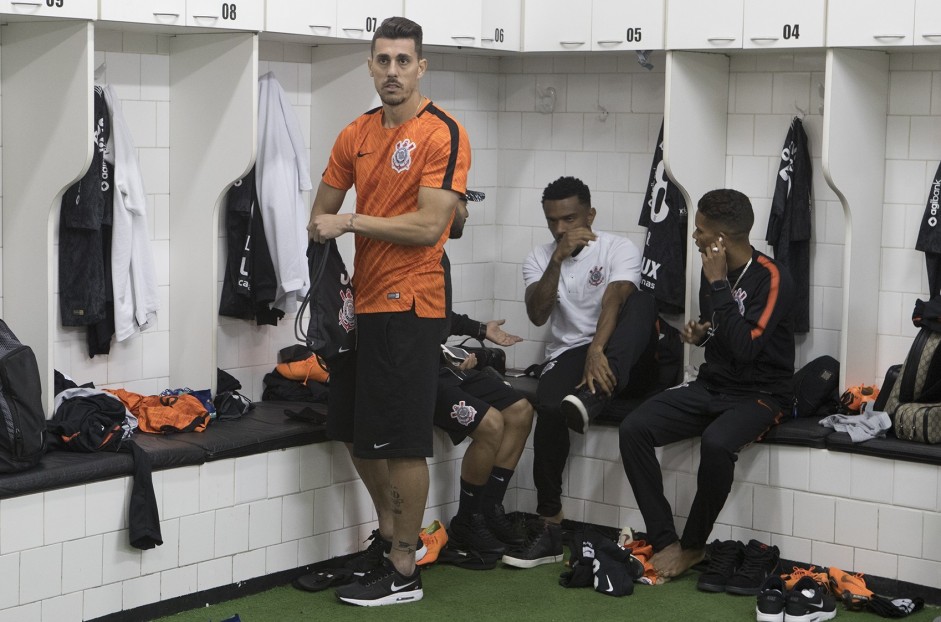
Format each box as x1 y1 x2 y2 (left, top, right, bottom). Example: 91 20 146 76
504 176 660 568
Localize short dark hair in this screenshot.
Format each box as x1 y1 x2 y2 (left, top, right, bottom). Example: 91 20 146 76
542 176 591 207
372 17 423 59
697 189 754 236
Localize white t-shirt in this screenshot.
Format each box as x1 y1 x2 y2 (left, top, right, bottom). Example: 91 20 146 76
522 231 642 361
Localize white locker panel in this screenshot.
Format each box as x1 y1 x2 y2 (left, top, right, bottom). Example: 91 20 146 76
265 0 336 37
591 0 664 51
98 0 186 25
336 0 403 41
405 0 481 48
186 0 264 31
743 0 826 49
666 0 744 49
914 0 941 46
522 0 591 52
481 0 521 51
0 0 96 19
826 0 915 47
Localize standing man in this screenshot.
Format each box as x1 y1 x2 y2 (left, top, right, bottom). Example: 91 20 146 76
619 189 795 582
510 176 661 568
307 17 470 606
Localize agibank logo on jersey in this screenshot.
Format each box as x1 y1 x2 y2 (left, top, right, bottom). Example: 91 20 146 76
450 400 477 426
588 266 605 287
391 138 417 173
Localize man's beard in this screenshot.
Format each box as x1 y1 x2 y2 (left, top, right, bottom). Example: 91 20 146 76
379 93 407 106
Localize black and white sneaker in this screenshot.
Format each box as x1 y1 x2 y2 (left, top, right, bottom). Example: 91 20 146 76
502 520 564 568
784 576 836 622
449 512 506 554
696 539 744 592
344 530 390 576
484 503 526 547
335 562 423 607
727 539 780 595
756 575 788 622
560 388 608 434
343 529 427 573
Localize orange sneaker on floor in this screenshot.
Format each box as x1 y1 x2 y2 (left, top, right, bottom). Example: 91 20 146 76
828 566 873 610
781 565 829 590
417 520 448 566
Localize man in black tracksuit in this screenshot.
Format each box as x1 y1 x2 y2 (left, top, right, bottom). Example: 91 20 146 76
619 189 795 580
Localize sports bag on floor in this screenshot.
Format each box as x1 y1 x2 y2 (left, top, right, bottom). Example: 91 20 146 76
296 239 355 364
0 319 47 472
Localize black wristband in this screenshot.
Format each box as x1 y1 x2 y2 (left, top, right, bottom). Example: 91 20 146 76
477 322 488 341
709 280 730 292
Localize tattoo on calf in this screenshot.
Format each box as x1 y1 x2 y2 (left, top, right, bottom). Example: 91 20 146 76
396 541 416 554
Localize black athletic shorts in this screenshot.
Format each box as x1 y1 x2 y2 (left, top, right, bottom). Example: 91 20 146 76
326 309 446 459
434 366 525 445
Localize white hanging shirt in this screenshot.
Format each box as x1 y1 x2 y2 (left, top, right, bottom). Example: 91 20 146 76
256 72 314 312
102 85 160 341
522 231 642 361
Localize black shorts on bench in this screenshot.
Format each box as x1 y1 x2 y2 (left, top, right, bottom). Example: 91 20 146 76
434 367 525 445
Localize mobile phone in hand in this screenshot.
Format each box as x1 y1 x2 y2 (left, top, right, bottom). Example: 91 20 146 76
441 344 470 365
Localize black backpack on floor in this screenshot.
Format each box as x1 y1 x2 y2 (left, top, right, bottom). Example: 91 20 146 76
0 319 47 472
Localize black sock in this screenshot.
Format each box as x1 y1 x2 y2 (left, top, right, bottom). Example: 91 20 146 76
458 477 485 517
482 466 514 511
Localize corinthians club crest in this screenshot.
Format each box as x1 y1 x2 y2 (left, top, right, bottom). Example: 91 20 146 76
391 138 417 173
450 400 477 426
338 288 355 333
588 265 605 287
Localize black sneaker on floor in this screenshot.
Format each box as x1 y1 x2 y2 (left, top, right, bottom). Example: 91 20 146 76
335 562 423 607
726 539 780 595
483 503 526 547
696 539 745 592
756 575 788 622
784 575 836 622
343 529 427 573
449 512 506 554
344 530 390 576
502 520 563 568
560 388 609 434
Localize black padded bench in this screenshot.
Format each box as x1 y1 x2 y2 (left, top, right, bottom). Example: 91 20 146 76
0 401 329 500
503 374 941 465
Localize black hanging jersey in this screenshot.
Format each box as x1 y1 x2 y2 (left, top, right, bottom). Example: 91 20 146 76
767 116 812 333
639 122 687 314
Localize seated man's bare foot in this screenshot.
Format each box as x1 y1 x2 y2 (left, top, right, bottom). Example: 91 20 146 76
650 542 705 579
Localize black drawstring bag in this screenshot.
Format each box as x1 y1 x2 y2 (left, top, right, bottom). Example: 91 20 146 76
296 239 356 365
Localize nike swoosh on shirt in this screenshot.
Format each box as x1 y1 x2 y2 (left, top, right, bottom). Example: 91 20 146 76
605 576 614 593
374 442 391 449
356 151 372 157
338 347 351 353
391 580 418 592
